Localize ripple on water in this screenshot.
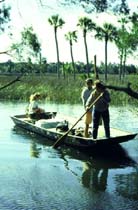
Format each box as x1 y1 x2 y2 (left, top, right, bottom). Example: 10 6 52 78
0 103 138 209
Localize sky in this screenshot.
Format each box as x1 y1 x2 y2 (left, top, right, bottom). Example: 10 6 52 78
0 0 138 65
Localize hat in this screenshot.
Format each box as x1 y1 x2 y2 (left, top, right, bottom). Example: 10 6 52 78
94 80 105 90
85 78 93 84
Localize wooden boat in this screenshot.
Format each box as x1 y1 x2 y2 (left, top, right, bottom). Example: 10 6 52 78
11 112 137 151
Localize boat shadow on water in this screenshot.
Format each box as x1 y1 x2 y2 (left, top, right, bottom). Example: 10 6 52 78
58 144 138 193
12 125 138 195
12 125 138 198
12 124 136 167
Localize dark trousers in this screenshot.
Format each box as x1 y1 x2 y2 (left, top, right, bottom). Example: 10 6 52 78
92 109 110 139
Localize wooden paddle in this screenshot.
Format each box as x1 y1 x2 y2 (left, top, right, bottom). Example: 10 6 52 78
53 93 103 149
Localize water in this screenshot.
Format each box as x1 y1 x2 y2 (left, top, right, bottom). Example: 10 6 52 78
0 101 138 210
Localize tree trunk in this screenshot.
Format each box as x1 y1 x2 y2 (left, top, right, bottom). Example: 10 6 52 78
0 74 23 91
119 49 123 81
84 32 89 77
70 42 76 80
106 83 138 99
122 49 127 79
54 28 60 79
94 55 99 79
39 52 42 65
62 63 65 79
105 39 108 81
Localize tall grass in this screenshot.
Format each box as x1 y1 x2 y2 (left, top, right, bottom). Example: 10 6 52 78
0 74 138 105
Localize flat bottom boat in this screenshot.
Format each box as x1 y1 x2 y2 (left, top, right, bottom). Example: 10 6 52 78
11 112 137 151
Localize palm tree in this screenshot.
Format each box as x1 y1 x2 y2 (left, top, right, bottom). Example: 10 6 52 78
48 14 65 78
77 17 96 77
115 17 135 81
65 31 77 79
117 18 128 80
95 23 117 81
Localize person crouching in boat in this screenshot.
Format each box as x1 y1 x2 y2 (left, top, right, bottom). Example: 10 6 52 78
28 92 46 120
81 78 94 137
86 80 111 140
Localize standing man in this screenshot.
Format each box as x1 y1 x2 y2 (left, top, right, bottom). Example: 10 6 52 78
81 78 94 137
86 80 111 139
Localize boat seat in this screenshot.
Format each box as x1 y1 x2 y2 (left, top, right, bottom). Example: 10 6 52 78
21 118 36 124
35 118 66 129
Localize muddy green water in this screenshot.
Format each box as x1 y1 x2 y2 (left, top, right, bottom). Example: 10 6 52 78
0 101 138 210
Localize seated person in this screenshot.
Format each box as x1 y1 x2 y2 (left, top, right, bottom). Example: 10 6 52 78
28 92 46 120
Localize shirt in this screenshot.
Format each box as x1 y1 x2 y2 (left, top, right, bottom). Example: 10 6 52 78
86 89 111 112
28 100 39 114
81 87 93 107
81 87 93 112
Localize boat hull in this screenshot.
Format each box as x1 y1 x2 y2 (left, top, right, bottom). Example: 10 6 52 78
11 114 137 151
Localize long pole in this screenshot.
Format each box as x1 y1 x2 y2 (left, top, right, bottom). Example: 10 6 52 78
53 93 103 149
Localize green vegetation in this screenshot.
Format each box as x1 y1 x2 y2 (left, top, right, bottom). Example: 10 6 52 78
7 4 138 82
48 15 65 79
0 1 138 107
0 74 138 106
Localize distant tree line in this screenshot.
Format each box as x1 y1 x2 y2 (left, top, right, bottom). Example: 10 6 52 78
0 61 137 76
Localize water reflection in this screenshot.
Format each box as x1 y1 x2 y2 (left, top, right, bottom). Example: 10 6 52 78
12 122 138 205
57 144 137 194
82 162 108 191
115 166 138 200
1 101 138 210
10 124 138 210
30 142 42 158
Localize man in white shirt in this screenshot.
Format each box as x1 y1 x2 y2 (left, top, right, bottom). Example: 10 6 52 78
81 78 94 137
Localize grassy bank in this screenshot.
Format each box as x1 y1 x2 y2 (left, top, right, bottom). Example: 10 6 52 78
0 74 138 105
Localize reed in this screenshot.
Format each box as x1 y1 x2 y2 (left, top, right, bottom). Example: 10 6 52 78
0 74 137 105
